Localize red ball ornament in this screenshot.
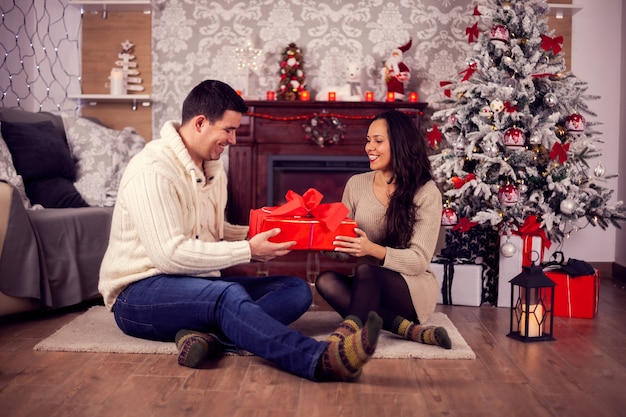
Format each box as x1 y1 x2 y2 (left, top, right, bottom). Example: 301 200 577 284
565 113 586 132
441 207 458 226
490 25 510 43
503 127 525 148
498 184 519 207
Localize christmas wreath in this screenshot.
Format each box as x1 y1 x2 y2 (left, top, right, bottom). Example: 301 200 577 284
302 115 345 147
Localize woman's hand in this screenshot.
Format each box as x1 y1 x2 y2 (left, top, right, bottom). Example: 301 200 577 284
333 228 386 261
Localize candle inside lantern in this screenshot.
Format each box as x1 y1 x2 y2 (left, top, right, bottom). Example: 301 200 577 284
109 68 125 96
365 91 374 102
409 91 419 102
300 90 310 101
386 91 395 102
520 303 543 337
266 91 275 100
328 91 336 101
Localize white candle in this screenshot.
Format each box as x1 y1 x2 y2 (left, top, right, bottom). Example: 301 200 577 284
520 303 543 337
110 68 125 95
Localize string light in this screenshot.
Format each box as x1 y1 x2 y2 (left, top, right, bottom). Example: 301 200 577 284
1 0 81 112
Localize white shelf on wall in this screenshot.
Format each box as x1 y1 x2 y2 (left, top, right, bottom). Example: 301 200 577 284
547 3 582 18
69 1 152 13
69 94 151 110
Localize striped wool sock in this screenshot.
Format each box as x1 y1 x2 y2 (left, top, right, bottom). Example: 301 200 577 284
326 315 361 344
175 329 221 368
318 311 382 382
395 318 452 349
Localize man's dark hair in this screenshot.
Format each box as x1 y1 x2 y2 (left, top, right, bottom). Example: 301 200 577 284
181 80 248 124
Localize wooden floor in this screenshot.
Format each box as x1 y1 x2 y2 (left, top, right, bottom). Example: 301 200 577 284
1 276 626 417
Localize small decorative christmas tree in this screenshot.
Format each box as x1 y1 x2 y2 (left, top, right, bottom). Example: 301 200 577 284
277 43 305 100
114 40 144 92
429 0 625 244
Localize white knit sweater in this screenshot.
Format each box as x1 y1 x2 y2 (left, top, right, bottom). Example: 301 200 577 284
98 121 250 310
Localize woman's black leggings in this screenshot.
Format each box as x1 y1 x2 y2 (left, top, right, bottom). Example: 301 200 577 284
315 263 418 330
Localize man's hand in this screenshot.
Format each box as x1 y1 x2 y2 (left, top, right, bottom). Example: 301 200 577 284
249 228 296 262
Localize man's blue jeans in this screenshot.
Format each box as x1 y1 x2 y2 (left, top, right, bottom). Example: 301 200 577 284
112 274 328 381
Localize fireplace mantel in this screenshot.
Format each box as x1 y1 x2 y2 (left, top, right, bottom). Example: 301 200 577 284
227 100 427 225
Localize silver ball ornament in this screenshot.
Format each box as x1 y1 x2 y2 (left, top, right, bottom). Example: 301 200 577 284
594 163 606 178
560 199 576 215
500 242 516 257
543 93 557 107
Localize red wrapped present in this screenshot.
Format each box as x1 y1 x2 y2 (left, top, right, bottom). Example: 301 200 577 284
545 270 600 318
249 188 357 250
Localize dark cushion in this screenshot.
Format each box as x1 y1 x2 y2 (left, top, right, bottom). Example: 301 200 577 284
0 120 76 181
25 177 88 208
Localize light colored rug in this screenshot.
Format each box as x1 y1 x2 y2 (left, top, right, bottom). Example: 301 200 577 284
34 306 475 360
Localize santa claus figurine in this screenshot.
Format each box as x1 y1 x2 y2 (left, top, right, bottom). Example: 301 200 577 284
381 38 412 100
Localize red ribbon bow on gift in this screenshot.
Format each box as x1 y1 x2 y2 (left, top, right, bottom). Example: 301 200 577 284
541 34 563 55
266 188 349 231
513 216 552 250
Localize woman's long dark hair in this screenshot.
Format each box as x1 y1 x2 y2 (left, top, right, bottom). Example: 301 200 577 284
374 110 434 248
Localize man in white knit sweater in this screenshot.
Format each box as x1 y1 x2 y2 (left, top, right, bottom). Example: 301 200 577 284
98 80 382 382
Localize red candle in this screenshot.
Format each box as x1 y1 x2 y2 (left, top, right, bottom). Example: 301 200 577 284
300 90 310 101
386 91 395 102
409 91 418 102
328 91 336 101
266 91 275 100
365 91 374 102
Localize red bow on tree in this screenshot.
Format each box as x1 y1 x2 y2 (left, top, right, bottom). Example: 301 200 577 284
451 173 476 189
473 5 481 16
550 142 570 164
453 217 478 232
504 101 519 113
540 34 563 55
427 124 442 147
466 23 479 43
459 63 477 81
440 81 453 97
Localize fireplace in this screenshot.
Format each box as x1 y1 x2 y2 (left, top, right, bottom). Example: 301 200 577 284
267 154 370 206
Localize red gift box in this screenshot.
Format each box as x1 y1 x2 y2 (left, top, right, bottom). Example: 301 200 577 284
545 270 600 318
249 188 357 250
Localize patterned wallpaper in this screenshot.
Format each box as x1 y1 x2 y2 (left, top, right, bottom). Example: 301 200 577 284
151 0 476 134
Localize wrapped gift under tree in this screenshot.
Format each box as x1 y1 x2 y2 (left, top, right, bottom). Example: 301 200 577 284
498 216 551 308
436 225 500 305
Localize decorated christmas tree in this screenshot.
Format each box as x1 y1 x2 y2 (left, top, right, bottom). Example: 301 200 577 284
277 43 306 100
429 0 625 245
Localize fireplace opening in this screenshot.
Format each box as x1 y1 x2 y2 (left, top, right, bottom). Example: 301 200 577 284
267 154 371 206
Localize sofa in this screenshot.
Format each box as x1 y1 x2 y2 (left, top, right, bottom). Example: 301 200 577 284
0 107 145 317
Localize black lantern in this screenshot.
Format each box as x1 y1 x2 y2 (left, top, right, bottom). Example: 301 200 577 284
507 263 556 342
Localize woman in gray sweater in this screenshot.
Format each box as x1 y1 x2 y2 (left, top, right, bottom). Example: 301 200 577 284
315 110 451 349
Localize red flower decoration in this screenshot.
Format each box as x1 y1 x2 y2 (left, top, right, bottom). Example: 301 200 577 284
451 173 476 189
